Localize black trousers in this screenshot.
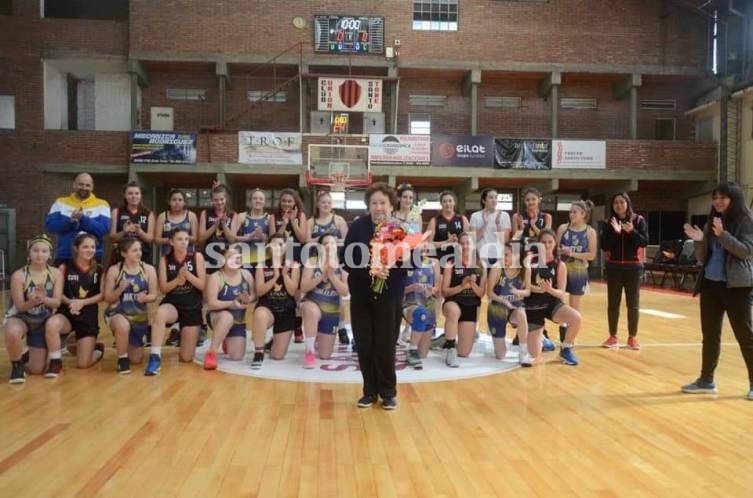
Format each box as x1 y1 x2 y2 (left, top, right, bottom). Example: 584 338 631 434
351 294 400 399
699 279 753 385
605 267 642 336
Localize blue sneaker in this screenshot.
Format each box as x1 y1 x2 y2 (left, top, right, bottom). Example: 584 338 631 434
382 397 397 410
144 354 161 376
542 337 556 352
681 379 717 394
559 347 579 366
357 394 377 408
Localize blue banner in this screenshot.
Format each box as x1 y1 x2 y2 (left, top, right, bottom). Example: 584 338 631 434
130 131 197 164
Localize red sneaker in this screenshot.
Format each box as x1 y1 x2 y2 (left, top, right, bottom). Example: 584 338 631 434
627 336 641 350
602 336 619 348
303 350 315 369
204 350 218 370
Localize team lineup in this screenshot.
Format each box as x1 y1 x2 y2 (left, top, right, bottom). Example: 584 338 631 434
5 173 753 407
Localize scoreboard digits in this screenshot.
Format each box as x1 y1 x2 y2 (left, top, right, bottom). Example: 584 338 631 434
314 15 384 55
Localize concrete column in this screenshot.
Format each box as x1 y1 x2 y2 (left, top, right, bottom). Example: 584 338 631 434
629 85 638 139
218 76 226 130
551 83 559 139
471 82 478 136
130 72 139 130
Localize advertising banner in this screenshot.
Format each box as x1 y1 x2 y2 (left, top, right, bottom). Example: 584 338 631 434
431 134 495 167
238 132 303 165
318 77 383 112
369 134 431 165
130 131 197 164
494 139 551 170
552 140 606 169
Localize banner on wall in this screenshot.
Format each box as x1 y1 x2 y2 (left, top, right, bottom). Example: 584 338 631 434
431 135 495 167
318 77 383 112
130 131 197 164
494 139 551 170
552 140 606 169
369 135 431 165
238 131 303 165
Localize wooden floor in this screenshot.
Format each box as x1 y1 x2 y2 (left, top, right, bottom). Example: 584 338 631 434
2 282 753 497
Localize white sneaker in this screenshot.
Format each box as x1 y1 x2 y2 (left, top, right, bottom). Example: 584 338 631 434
397 325 412 347
519 351 534 367
445 347 459 368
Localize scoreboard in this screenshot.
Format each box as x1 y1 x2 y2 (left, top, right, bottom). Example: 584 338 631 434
314 15 384 55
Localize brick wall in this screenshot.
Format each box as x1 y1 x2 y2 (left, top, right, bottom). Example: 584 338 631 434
129 0 707 69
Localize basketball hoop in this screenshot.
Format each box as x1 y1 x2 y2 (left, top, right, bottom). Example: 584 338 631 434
332 172 346 193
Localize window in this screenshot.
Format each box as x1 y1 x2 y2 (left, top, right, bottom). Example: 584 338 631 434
0 96 15 129
696 116 714 143
0 0 12 15
655 118 676 140
409 94 447 107
43 0 128 21
247 91 286 103
560 98 597 110
413 0 458 31
485 97 521 109
409 113 431 135
166 89 206 101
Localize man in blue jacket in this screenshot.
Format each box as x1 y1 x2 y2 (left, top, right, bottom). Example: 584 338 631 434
45 173 111 265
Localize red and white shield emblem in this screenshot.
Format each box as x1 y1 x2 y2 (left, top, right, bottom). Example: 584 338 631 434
338 79 362 108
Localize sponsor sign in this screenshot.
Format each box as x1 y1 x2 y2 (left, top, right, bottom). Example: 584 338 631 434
130 131 197 164
238 132 303 165
431 134 495 167
494 139 551 170
369 134 431 165
552 140 606 169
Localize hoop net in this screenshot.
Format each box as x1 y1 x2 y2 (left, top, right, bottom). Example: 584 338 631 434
332 173 346 193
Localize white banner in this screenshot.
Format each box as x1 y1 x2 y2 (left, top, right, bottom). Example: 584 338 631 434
369 134 431 165
552 140 606 169
318 78 383 112
238 131 302 165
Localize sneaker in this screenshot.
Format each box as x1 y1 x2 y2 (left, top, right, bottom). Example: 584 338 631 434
144 326 152 348
511 335 519 346
303 350 316 369
117 357 131 375
250 352 264 370
294 327 304 344
627 336 641 350
357 394 377 408
519 351 534 367
445 347 459 368
203 350 217 370
21 350 29 365
406 349 423 370
602 336 620 349
382 397 397 410
263 339 272 352
559 324 568 343
44 359 63 378
91 342 105 366
338 328 350 345
397 325 411 346
351 338 358 353
166 327 181 347
430 333 446 350
9 361 25 384
197 325 207 347
747 387 753 401
681 379 718 394
144 354 161 376
542 337 556 352
560 347 579 365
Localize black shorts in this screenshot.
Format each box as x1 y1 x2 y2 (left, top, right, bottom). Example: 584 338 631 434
57 311 100 340
446 300 478 323
270 308 297 334
163 299 203 327
526 301 564 329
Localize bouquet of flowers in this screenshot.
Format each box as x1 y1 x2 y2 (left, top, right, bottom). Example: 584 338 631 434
370 219 424 294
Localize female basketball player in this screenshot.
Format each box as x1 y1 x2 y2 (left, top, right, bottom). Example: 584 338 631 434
199 184 237 274
155 190 198 257
110 181 155 264
426 190 470 263
402 250 441 370
512 187 552 246
234 188 272 273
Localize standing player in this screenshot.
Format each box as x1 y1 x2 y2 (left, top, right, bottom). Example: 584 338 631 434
110 181 155 265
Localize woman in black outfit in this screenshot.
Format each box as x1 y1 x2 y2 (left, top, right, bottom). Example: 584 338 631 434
682 182 753 400
343 183 411 410
599 191 648 350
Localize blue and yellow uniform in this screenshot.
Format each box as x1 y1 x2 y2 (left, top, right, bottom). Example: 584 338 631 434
305 267 342 334
161 212 193 256
202 208 235 273
5 266 56 348
106 263 149 346
239 212 270 270
560 225 590 296
311 215 341 239
487 270 525 338
210 271 252 338
403 258 437 330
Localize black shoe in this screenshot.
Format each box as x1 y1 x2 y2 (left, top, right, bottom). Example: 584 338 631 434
543 329 550 339
166 327 181 347
351 338 358 353
559 324 568 343
117 357 131 375
21 350 29 365
264 339 273 351
144 325 152 347
9 361 25 384
381 397 397 410
91 342 105 366
44 359 63 378
357 394 377 408
294 327 304 344
250 352 264 370
512 335 519 346
337 328 350 345
197 324 207 347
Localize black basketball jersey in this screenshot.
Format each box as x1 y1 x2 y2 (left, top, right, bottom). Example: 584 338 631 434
447 259 482 307
62 262 102 322
525 257 560 309
163 252 202 307
116 205 152 262
434 213 464 259
258 261 296 314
